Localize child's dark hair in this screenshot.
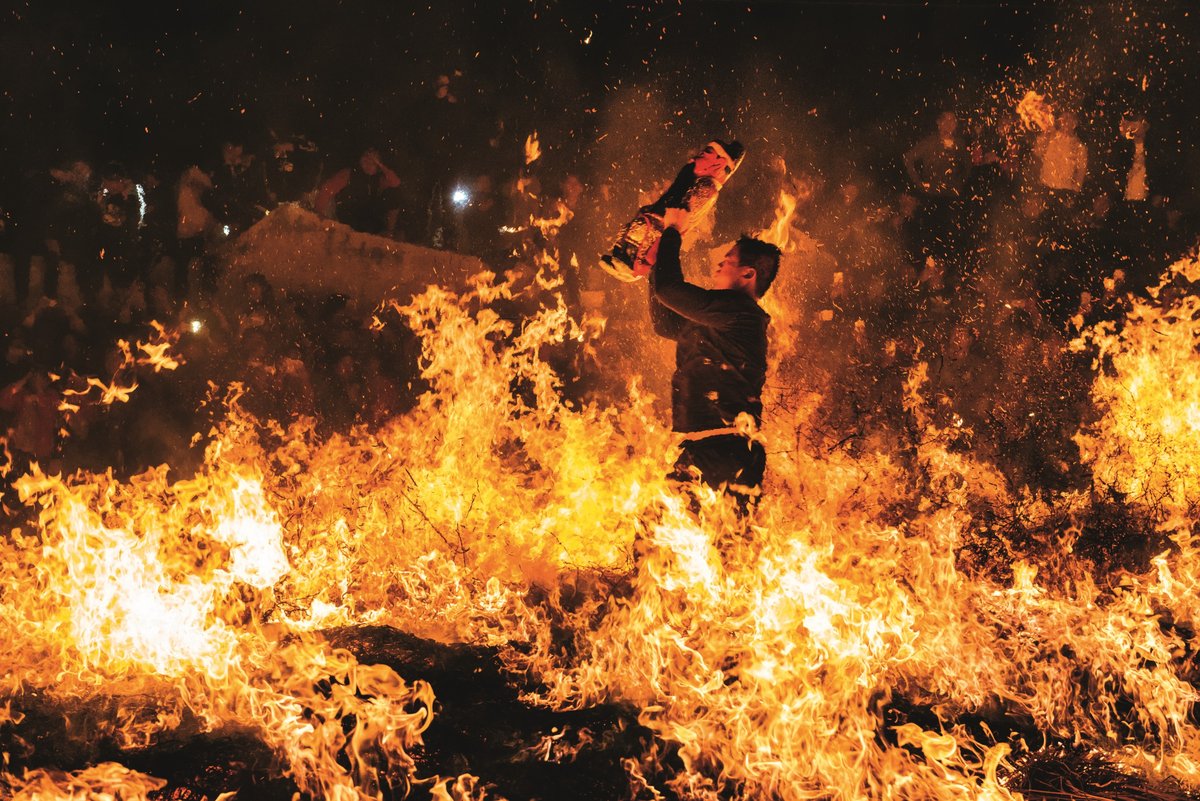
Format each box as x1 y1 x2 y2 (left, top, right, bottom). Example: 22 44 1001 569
736 236 782 297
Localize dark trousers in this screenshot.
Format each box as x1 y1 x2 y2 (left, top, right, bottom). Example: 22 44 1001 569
669 433 766 512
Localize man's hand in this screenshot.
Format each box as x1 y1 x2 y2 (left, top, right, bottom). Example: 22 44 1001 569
662 206 688 232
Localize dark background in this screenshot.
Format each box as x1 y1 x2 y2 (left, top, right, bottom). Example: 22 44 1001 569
1 1 1197 193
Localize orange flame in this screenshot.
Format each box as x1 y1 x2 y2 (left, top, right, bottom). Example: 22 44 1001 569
6 247 1200 799
2 763 167 800
756 186 799 254
532 198 573 237
525 131 542 165
57 322 181 414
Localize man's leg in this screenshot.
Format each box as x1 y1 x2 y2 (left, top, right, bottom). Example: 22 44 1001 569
671 434 765 512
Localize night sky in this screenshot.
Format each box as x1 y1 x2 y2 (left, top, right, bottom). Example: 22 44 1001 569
2 1 1197 191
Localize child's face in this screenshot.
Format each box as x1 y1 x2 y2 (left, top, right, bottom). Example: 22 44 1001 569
693 145 732 180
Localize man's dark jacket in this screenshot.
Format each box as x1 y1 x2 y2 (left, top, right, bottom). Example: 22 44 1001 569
649 227 769 433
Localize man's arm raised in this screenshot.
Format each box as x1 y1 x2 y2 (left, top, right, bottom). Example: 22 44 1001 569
652 221 741 330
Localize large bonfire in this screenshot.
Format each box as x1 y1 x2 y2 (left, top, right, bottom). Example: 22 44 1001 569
2 184 1200 801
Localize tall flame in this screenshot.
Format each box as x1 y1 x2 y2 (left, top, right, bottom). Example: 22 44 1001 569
757 186 799 254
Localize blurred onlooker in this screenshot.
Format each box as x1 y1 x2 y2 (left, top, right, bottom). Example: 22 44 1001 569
231 271 283 343
1107 112 1177 285
265 130 322 206
321 351 368 429
361 352 401 425
903 111 972 199
1117 114 1152 204
1035 110 1088 195
506 171 542 232
3 170 53 312
22 296 89 370
174 163 217 299
732 153 793 237
1031 109 1091 320
886 191 922 275
46 160 101 304
549 172 590 312
417 71 470 247
315 147 402 236
209 140 270 236
422 72 467 166
0 368 60 471
137 164 179 293
457 173 508 264
95 162 144 307
145 280 178 324
903 110 973 289
552 172 587 262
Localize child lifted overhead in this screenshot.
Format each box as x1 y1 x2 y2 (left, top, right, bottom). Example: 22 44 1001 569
600 139 745 282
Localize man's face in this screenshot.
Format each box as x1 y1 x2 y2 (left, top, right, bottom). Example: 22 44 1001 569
693 145 732 180
713 245 751 291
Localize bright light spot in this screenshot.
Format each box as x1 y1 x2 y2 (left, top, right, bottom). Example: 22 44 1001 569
190 319 203 334
222 224 231 237
452 187 470 207
135 184 147 228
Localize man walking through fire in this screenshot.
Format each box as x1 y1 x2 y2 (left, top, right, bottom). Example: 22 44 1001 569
649 205 781 512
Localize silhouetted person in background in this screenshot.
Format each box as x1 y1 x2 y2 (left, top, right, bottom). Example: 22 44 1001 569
94 162 144 309
903 111 973 290
1036 110 1089 196
315 147 402 236
265 130 322 205
209 140 270 236
45 160 100 304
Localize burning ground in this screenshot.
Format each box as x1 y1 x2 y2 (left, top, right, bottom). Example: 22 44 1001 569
3 213 1200 801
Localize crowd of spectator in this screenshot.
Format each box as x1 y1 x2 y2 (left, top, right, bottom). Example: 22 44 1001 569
1 77 1197 490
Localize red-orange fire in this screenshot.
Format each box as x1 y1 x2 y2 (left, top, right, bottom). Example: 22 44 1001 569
3 189 1200 800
